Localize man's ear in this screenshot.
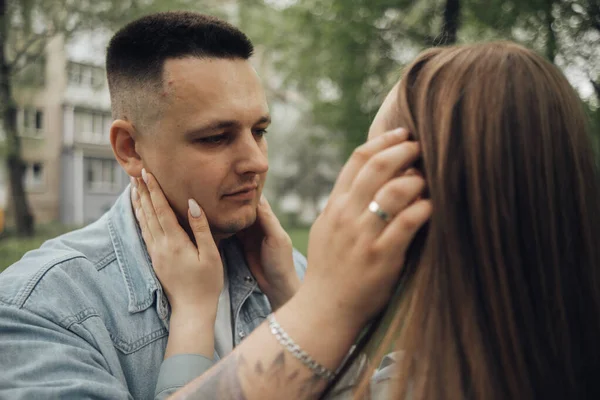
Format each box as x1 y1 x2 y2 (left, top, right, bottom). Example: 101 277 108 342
110 119 144 177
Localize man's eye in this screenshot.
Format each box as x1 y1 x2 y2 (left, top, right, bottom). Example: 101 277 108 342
255 129 268 137
198 134 227 144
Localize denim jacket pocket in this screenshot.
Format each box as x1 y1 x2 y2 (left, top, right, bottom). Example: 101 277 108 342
105 310 168 355
108 327 168 354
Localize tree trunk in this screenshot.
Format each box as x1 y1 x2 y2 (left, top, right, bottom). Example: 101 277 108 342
440 0 461 45
592 79 600 104
545 0 557 62
0 0 35 236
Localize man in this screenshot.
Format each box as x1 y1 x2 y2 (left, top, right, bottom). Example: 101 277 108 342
0 11 306 399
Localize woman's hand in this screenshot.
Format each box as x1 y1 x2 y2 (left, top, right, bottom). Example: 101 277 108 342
166 128 432 400
295 128 431 335
237 196 300 311
131 170 223 358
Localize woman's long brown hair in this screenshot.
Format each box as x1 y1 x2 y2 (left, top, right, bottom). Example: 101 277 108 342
356 42 600 399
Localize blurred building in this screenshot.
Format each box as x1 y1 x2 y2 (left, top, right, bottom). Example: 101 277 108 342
1 35 129 226
1 8 338 228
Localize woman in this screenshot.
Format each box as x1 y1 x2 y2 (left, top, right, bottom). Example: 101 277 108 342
133 41 600 399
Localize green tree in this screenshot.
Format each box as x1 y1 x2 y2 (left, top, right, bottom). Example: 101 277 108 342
243 0 600 157
556 0 600 100
239 0 465 158
0 0 208 236
466 0 582 63
269 123 342 226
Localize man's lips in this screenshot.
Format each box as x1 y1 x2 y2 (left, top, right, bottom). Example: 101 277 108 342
223 185 258 198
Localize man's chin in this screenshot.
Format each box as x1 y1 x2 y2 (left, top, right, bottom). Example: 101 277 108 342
211 214 257 238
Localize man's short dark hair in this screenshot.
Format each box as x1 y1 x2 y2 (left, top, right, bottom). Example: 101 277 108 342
106 11 254 125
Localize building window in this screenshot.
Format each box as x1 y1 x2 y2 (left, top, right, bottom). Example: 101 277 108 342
68 62 105 88
93 114 104 136
14 56 45 87
75 110 92 134
104 115 113 137
25 162 44 190
86 158 119 192
91 67 105 87
23 109 31 128
74 109 110 143
68 62 82 85
35 110 43 130
20 108 44 137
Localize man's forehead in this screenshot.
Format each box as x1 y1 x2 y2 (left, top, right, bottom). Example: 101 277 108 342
160 57 269 121
163 57 261 90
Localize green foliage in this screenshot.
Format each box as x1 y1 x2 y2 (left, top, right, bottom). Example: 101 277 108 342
0 222 80 272
240 1 436 156
286 227 310 256
242 0 600 159
1 0 221 236
587 105 600 156
4 0 225 101
0 222 309 273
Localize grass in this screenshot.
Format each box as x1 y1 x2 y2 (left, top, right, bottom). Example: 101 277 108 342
0 223 80 273
0 223 310 274
287 227 310 256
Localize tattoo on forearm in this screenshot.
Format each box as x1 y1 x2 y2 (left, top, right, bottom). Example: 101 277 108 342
177 352 248 400
176 351 325 400
297 374 324 399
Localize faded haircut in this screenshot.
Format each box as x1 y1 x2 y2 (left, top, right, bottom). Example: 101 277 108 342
106 11 254 130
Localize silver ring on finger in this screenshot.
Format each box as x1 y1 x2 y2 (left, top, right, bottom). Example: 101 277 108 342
368 200 390 222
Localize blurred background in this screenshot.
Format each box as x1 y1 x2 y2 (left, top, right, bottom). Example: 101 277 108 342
0 0 598 270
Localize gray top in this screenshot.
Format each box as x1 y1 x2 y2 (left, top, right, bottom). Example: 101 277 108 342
214 251 233 359
327 352 401 399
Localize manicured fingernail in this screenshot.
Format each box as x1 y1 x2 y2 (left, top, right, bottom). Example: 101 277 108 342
131 187 139 202
260 195 266 204
130 176 138 187
135 207 141 220
142 168 148 184
188 199 201 218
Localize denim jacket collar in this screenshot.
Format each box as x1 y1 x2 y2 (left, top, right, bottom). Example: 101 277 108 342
107 187 166 318
222 236 263 301
106 186 264 324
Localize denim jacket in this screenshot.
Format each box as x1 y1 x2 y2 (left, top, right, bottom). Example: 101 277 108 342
0 187 307 399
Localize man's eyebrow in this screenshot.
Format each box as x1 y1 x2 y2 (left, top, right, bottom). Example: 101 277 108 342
257 115 271 125
184 115 271 138
185 121 238 137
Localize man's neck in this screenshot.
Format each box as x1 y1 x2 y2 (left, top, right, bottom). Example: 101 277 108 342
211 232 237 248
184 229 235 249
212 234 222 248
176 213 235 249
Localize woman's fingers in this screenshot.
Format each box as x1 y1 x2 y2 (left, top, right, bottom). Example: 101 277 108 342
348 141 421 212
360 175 426 234
141 169 188 243
136 172 164 239
131 179 154 245
377 199 432 255
187 199 214 253
256 196 289 240
329 128 409 198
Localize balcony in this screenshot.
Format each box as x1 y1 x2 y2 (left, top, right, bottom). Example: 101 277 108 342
76 131 110 145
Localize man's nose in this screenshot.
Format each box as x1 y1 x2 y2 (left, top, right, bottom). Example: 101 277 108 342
234 132 269 175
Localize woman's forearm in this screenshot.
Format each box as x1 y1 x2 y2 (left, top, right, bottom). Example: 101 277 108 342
264 273 302 311
168 288 363 400
165 308 217 359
